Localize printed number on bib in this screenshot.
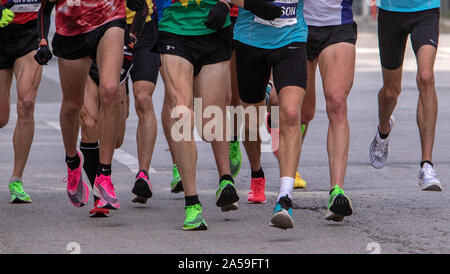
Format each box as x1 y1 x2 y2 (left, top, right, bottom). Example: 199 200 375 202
254 0 298 28
9 0 41 13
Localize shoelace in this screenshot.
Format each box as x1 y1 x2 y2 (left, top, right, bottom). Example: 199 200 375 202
421 164 437 179
64 168 80 188
97 175 115 192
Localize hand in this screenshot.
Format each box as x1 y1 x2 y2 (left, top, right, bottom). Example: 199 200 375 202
0 7 15 28
34 44 53 65
244 0 282 21
126 0 147 11
204 1 230 30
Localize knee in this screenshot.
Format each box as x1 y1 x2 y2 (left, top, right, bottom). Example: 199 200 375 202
134 93 153 116
326 93 348 121
280 105 301 127
417 70 435 87
79 108 97 132
99 83 119 107
17 98 35 119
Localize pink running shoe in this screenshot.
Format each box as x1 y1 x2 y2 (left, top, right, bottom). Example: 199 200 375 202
132 170 153 204
248 177 267 204
94 174 120 210
64 152 89 207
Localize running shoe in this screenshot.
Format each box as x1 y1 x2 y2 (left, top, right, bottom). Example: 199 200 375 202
216 178 240 208
294 171 306 189
9 180 31 203
132 170 153 204
94 174 120 210
183 203 208 231
170 164 183 193
270 195 294 229
64 152 89 207
229 141 242 178
326 185 353 222
89 199 110 218
248 177 266 203
369 116 395 169
418 163 442 191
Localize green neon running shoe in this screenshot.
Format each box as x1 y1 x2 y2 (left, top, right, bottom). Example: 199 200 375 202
183 203 208 231
9 180 32 203
229 141 242 179
170 164 183 193
216 178 239 211
326 185 353 222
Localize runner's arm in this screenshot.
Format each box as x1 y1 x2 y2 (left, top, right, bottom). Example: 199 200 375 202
230 0 282 21
36 0 56 46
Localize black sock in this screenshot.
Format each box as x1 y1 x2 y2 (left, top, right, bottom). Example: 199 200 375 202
220 174 234 184
80 141 99 188
185 195 200 207
251 167 264 179
420 160 433 168
65 153 81 171
378 128 390 139
97 163 112 177
232 135 238 142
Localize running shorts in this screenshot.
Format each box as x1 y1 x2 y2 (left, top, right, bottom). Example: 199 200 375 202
52 18 127 60
0 19 37 69
234 40 307 104
378 8 440 70
89 20 160 86
307 22 358 61
156 25 233 75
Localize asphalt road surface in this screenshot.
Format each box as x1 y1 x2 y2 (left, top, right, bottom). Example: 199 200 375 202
1 19 450 254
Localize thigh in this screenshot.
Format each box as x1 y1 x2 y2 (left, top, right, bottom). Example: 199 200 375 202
318 42 355 99
96 26 125 87
410 9 440 55
160 54 195 108
272 42 308 93
58 57 92 104
194 60 230 107
131 21 160 84
13 51 42 102
378 9 409 70
0 69 13 118
234 41 271 104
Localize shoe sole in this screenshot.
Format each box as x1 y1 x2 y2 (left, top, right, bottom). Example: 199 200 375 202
247 199 267 204
132 196 148 204
221 202 238 212
170 180 184 193
182 222 208 231
90 211 109 218
421 182 443 191
132 179 153 199
270 210 294 229
326 194 353 222
216 184 240 207
11 197 31 204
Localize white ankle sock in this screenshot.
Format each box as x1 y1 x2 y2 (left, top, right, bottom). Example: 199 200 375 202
278 177 295 201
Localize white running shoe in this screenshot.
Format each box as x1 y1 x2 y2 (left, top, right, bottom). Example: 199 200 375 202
369 116 395 169
418 163 442 191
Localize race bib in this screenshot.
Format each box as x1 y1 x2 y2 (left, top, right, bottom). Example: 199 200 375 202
9 0 41 13
254 0 298 28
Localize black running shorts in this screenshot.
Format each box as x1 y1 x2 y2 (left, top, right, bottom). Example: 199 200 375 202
307 22 358 61
52 18 127 60
378 8 440 70
0 19 37 69
156 26 233 75
234 41 307 104
89 20 160 86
